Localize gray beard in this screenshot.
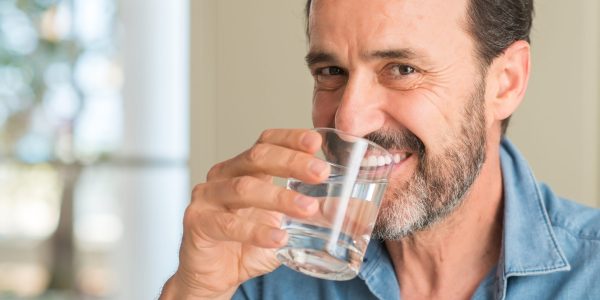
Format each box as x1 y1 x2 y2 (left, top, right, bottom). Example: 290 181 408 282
370 80 487 240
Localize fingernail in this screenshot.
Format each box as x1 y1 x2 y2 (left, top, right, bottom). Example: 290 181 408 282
309 160 328 176
301 132 316 149
270 229 285 243
294 195 316 210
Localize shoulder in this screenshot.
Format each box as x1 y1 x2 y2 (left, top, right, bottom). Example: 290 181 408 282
539 183 600 241
506 183 600 298
538 183 600 291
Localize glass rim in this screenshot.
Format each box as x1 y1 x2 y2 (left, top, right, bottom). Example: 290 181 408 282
311 127 392 156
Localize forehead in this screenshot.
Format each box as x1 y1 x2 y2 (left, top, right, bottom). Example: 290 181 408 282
308 0 473 58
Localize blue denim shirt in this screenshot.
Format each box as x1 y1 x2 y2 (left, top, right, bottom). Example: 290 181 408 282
233 139 600 299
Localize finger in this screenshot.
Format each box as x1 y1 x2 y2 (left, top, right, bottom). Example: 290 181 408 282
200 211 288 248
256 128 322 154
195 176 319 219
206 129 325 182
209 144 330 183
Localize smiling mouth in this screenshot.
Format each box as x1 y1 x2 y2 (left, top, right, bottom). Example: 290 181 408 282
360 151 413 167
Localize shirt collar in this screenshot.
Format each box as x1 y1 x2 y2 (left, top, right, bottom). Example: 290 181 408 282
500 138 570 275
497 138 570 297
359 239 400 300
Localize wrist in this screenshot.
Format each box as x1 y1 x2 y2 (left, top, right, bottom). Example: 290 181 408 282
160 273 236 300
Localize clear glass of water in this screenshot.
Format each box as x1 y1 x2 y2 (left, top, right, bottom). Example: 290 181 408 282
276 128 394 280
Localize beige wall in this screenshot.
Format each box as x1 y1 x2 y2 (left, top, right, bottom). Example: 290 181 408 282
508 1 599 207
190 1 600 207
190 0 218 184
191 0 313 183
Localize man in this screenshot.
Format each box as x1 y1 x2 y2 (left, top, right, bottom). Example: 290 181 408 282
160 0 600 299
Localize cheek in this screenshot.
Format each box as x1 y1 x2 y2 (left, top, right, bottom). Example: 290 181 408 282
384 90 455 146
483 82 497 130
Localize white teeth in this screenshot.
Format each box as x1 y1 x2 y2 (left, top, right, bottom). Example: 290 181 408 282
361 155 395 167
367 156 378 167
391 153 410 163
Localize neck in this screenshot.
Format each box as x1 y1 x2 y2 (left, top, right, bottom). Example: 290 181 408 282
385 141 504 300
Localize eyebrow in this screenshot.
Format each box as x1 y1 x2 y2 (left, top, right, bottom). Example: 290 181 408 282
305 51 338 67
369 49 418 60
305 48 420 67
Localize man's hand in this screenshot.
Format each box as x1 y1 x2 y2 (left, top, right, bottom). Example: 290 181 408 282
160 129 330 299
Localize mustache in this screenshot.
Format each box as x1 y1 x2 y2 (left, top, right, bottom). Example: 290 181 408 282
364 129 425 156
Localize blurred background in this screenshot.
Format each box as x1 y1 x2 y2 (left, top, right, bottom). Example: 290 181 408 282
0 0 187 299
0 0 598 299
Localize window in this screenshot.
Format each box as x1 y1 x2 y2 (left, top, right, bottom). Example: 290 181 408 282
0 0 188 298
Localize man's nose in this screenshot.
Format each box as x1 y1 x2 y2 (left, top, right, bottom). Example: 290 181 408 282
334 74 384 137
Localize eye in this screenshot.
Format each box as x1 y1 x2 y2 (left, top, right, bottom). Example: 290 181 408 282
313 66 347 90
380 63 422 90
390 64 416 76
317 66 345 76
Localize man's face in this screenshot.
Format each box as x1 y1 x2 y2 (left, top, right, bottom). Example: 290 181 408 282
307 0 489 239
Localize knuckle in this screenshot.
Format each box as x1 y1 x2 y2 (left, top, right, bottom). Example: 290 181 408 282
258 129 274 143
231 176 254 196
246 143 268 164
206 162 224 181
275 188 290 208
182 205 198 229
219 213 237 234
263 212 284 228
250 227 263 244
191 183 207 200
286 151 303 172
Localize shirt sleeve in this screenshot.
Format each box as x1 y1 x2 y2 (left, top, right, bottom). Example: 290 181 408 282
231 276 262 300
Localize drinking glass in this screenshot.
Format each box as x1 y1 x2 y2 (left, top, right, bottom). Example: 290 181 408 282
276 128 394 280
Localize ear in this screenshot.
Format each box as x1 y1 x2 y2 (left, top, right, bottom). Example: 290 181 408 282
487 40 531 122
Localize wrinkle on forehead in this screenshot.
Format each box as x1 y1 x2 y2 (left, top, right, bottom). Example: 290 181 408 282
308 0 472 48
308 0 477 75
